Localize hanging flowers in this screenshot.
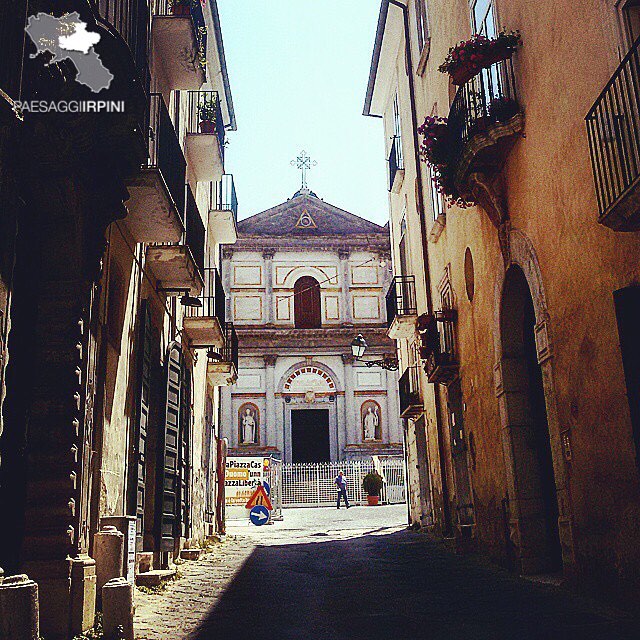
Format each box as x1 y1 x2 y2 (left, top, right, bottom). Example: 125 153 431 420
439 30 521 85
417 115 449 167
417 115 474 209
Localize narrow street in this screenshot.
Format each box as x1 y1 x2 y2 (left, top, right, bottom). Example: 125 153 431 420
135 506 637 640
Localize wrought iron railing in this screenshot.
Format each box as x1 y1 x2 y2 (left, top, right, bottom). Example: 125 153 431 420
152 0 207 65
399 366 422 417
186 90 225 160
447 57 519 164
388 136 404 191
184 268 225 324
386 275 417 329
185 185 205 276
422 318 457 381
94 0 150 94
148 93 187 219
223 322 239 370
586 36 640 218
208 174 238 219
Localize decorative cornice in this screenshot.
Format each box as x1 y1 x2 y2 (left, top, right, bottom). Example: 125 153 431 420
232 235 390 254
236 325 395 352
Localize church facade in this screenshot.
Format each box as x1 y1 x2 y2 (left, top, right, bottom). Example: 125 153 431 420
220 188 402 462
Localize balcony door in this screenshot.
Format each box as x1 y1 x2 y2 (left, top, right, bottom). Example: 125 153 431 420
294 276 321 329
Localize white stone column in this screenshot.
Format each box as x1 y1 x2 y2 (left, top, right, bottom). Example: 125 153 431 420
221 247 233 321
386 368 401 444
342 355 358 451
339 250 353 325
220 384 233 447
263 249 275 326
264 355 278 452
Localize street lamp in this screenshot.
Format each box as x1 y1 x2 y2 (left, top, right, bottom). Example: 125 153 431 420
350 334 399 371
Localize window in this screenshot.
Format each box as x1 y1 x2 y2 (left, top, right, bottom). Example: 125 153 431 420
622 0 640 47
415 0 430 53
428 164 446 223
471 0 497 36
399 206 409 277
294 276 322 328
392 93 404 168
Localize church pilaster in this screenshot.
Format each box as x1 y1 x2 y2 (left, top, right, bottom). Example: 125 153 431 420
264 354 278 452
342 354 357 453
385 367 401 444
339 250 353 325
263 249 275 326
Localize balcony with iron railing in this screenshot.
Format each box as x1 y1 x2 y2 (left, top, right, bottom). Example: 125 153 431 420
586 36 640 230
184 90 226 182
146 184 205 296
446 57 524 225
183 268 226 348
94 0 151 95
419 313 459 386
151 0 206 90
125 93 186 243
207 322 239 386
388 136 405 193
399 366 422 418
207 174 238 244
386 275 418 340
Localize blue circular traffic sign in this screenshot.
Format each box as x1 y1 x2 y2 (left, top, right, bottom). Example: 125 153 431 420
249 505 270 526
262 480 271 496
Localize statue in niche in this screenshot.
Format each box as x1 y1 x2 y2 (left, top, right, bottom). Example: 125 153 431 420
240 405 258 444
362 402 381 441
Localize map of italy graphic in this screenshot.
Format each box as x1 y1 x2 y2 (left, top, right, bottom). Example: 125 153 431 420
25 12 114 93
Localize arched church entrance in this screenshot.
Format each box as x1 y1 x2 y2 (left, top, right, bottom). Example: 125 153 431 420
281 363 339 463
500 265 562 573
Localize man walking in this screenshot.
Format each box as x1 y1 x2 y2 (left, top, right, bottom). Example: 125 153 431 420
335 471 350 509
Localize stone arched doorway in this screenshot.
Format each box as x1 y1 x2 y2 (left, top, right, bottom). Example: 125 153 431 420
499 265 562 573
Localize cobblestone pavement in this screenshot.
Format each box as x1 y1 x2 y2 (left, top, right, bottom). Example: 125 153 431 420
135 505 639 640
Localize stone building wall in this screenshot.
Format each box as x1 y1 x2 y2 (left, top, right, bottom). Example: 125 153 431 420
366 0 640 599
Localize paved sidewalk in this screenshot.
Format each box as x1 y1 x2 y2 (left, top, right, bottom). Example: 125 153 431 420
134 536 257 640
135 506 639 640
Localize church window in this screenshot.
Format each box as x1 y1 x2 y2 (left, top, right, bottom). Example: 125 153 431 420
294 276 322 329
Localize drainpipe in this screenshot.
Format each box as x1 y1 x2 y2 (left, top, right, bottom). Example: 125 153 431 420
387 0 452 536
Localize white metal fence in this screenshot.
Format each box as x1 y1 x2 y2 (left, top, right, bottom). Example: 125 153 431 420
281 457 406 508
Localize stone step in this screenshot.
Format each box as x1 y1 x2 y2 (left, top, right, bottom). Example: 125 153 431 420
180 548 203 561
135 569 176 588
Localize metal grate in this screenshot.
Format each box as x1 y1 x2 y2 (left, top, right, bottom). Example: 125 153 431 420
586 35 640 218
148 93 187 219
186 90 225 160
281 458 406 508
208 174 238 220
385 275 417 328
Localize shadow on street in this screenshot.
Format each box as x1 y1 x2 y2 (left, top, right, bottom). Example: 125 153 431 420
190 529 639 640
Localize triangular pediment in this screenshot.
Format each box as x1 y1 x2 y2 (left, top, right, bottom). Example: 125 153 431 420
237 191 386 237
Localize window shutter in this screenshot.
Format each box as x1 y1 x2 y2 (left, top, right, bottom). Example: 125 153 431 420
179 360 192 539
130 300 155 551
157 342 182 551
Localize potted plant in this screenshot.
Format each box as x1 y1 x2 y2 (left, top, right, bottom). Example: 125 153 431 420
362 471 384 506
488 96 520 123
169 0 191 17
439 30 521 85
198 99 218 133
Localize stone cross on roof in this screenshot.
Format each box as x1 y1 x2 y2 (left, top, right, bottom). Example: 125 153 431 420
290 150 317 190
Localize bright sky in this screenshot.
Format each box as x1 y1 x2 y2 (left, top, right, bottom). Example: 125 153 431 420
217 0 389 225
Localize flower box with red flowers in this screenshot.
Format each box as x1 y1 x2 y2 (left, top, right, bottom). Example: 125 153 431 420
439 30 521 85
